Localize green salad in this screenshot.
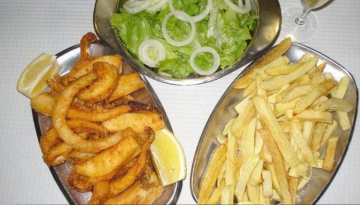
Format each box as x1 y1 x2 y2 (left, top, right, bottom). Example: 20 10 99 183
110 0 258 78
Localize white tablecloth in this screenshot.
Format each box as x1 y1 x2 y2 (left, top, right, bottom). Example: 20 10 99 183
1 0 359 204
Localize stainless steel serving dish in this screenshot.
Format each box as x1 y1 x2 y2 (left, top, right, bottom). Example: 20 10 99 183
32 42 182 204
190 42 358 204
93 0 281 85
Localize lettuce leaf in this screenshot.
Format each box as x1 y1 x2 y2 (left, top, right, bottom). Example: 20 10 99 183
110 0 258 78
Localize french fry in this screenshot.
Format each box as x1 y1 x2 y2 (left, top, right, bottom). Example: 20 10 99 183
206 180 225 204
259 56 318 91
231 100 256 138
288 177 299 204
274 97 301 117
290 122 317 167
247 184 260 204
253 96 300 168
308 71 326 88
198 143 227 204
235 155 260 201
320 120 338 151
243 80 257 97
265 61 305 76
297 177 310 191
241 117 257 161
282 85 311 103
276 74 311 102
261 170 272 197
233 38 291 89
293 79 337 114
302 121 315 144
259 185 271 205
266 163 280 197
287 109 333 124
332 76 350 99
249 159 264 186
221 185 234 204
322 136 340 172
332 76 351 130
226 132 237 186
259 129 293 204
319 97 354 112
310 122 328 152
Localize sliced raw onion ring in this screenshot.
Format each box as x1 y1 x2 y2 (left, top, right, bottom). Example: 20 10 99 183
190 47 220 76
168 0 213 22
138 39 166 67
146 0 168 12
162 10 196 47
123 0 151 14
158 71 173 78
224 0 251 14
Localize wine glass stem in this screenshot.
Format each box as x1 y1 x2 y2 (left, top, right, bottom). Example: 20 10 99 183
295 7 312 25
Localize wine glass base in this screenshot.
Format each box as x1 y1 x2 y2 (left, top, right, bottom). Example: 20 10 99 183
281 6 319 43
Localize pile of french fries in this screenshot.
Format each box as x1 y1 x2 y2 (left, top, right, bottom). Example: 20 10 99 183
31 33 166 204
198 38 353 204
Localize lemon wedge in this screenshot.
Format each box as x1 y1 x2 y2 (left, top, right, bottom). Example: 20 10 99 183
17 53 60 98
150 128 186 186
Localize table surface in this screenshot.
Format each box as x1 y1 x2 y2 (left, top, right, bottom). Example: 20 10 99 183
1 0 359 204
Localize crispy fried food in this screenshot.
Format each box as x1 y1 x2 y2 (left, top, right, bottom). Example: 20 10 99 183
233 38 291 89
102 111 165 133
52 73 125 153
31 92 57 116
33 32 166 204
40 127 72 166
77 62 119 103
67 103 132 122
198 143 227 204
253 96 300 168
67 119 109 138
104 169 163 205
109 127 154 197
108 72 146 102
67 55 123 82
88 180 110 205
198 38 354 205
73 135 140 179
259 129 292 205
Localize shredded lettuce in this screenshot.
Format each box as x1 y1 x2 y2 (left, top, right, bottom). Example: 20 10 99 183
110 0 258 78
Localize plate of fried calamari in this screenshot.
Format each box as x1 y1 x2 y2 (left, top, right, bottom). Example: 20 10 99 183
31 33 182 204
190 38 358 204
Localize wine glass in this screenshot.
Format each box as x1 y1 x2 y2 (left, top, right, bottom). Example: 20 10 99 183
281 0 330 43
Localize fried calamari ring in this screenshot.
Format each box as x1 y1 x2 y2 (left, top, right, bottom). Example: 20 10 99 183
67 55 123 82
67 104 131 122
77 62 119 103
52 72 124 153
109 127 154 197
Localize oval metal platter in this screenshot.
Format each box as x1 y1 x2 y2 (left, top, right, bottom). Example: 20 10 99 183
93 0 281 85
32 42 182 205
190 42 358 204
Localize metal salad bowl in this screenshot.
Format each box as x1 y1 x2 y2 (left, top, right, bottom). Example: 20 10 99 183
32 42 182 205
93 0 281 85
190 42 358 204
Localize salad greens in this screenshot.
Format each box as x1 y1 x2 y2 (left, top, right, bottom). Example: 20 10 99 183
110 0 258 79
